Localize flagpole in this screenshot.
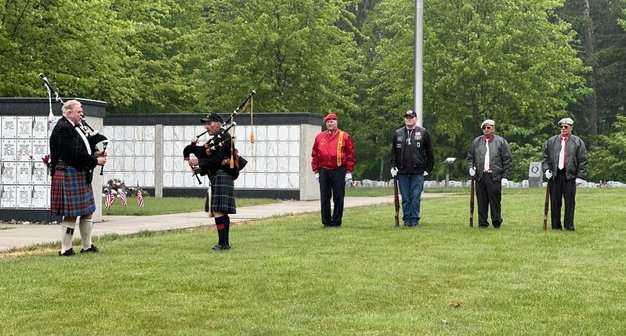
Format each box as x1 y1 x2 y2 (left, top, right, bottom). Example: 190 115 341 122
415 0 424 126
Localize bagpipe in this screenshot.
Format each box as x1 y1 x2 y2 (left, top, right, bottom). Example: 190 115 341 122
39 74 110 175
183 90 256 184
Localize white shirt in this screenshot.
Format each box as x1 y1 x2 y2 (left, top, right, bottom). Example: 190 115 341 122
67 118 92 155
558 138 566 170
483 139 490 172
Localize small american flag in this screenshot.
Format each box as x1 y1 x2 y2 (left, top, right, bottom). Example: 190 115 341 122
105 192 115 209
118 191 128 206
136 189 144 208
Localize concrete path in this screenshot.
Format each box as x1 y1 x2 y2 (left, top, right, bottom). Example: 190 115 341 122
0 194 447 252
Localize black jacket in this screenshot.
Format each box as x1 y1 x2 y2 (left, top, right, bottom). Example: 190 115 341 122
467 135 512 181
542 134 587 180
390 126 434 175
49 117 98 174
198 130 233 177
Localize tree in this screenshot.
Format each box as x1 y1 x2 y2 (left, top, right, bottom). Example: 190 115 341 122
0 0 131 104
559 0 626 136
192 0 360 115
588 116 626 181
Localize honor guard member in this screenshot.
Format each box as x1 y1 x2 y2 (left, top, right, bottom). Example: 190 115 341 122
188 113 236 250
542 117 588 231
311 112 356 228
50 100 107 256
467 119 512 228
390 110 434 227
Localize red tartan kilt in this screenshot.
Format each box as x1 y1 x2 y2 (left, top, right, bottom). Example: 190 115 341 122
50 166 96 217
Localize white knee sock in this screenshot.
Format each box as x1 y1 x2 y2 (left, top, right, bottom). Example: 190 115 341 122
61 218 76 251
78 216 93 249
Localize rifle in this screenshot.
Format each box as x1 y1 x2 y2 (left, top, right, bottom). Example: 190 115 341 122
469 176 475 227
543 181 550 231
393 177 400 227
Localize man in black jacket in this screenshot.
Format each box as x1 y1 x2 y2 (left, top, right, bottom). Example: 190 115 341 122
467 119 512 228
542 117 587 231
390 110 434 227
187 113 236 251
50 100 107 256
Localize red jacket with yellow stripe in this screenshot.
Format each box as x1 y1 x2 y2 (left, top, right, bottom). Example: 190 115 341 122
311 129 355 172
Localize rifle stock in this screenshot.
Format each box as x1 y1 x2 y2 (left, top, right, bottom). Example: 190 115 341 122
469 177 475 227
543 181 550 231
393 177 400 227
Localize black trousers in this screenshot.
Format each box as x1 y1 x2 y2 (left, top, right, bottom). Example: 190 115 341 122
319 167 346 226
550 170 576 230
476 173 502 227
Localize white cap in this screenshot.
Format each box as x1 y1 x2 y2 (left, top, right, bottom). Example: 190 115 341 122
558 117 574 126
481 119 495 128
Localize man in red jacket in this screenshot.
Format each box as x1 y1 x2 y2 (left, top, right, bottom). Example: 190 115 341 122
311 112 356 228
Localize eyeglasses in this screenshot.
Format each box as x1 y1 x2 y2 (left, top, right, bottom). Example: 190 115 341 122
482 126 492 130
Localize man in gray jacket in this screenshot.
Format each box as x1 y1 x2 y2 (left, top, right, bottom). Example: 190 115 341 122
467 119 512 228
542 117 587 231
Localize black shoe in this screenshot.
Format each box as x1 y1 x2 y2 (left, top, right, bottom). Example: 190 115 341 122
80 244 98 254
565 227 575 231
58 248 75 256
212 244 231 251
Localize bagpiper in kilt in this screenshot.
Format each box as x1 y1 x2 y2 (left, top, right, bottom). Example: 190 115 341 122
187 112 238 251
49 100 107 256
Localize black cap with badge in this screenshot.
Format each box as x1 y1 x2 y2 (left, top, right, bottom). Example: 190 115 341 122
200 113 224 124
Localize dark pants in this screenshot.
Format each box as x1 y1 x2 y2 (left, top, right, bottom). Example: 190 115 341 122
476 173 502 228
550 170 576 230
319 167 346 226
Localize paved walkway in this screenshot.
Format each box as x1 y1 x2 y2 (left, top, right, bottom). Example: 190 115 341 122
0 194 447 252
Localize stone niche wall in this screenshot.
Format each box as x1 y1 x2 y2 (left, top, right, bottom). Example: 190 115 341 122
102 113 322 200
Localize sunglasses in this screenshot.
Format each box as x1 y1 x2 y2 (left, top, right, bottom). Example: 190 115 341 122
560 125 570 129
482 126 493 130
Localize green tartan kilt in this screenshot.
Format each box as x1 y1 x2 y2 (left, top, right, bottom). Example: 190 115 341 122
205 170 236 214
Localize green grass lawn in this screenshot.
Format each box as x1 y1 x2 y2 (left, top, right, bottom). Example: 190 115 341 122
102 197 276 216
346 185 469 197
346 186 395 196
2 189 626 335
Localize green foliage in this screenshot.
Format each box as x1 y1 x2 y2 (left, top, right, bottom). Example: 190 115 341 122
588 116 626 181
510 142 543 181
558 0 626 135
0 0 203 113
193 0 359 114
